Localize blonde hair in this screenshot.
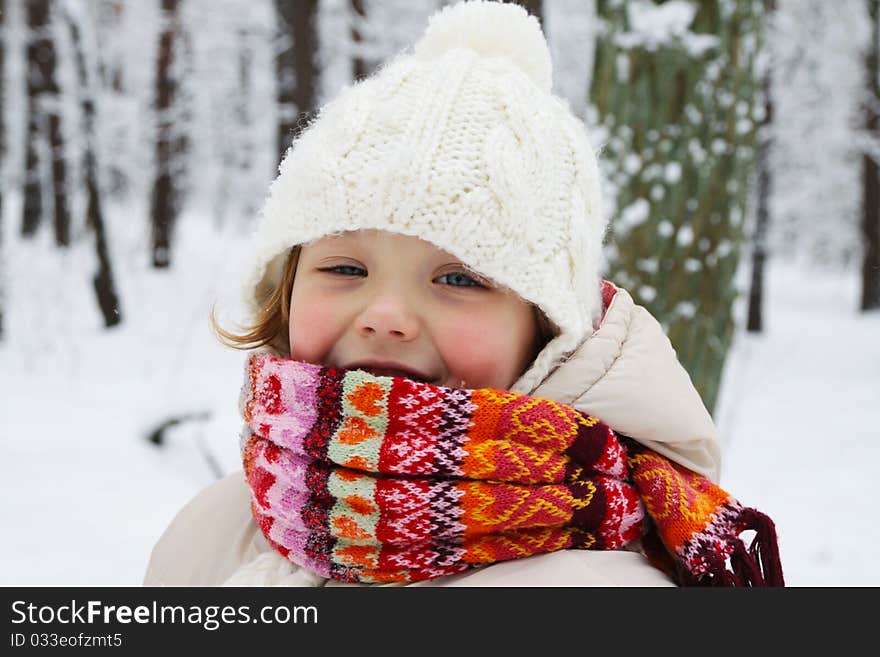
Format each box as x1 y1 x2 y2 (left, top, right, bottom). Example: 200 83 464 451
211 245 558 363
211 246 301 356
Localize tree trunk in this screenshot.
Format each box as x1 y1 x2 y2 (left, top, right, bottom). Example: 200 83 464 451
0 0 5 338
516 0 543 25
65 4 122 327
592 0 765 416
96 0 127 197
237 31 253 174
149 0 180 269
97 0 125 93
22 1 46 237
747 0 775 333
747 83 771 333
48 110 69 246
350 0 367 82
275 1 318 163
22 0 69 245
863 0 880 311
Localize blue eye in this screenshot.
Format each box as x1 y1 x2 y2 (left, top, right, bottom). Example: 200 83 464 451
436 272 485 288
320 265 366 276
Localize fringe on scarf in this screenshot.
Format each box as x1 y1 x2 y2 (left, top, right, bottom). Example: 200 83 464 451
627 439 784 587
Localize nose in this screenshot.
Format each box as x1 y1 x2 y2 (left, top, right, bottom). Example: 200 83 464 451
355 290 421 341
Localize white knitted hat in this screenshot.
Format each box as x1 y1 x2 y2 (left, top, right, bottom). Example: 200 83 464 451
242 0 608 395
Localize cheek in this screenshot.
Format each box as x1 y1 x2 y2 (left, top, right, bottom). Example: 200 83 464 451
288 287 341 363
434 305 534 389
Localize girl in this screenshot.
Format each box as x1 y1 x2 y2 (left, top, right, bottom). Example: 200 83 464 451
144 1 781 587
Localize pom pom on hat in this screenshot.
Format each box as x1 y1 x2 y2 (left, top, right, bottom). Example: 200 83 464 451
414 0 552 93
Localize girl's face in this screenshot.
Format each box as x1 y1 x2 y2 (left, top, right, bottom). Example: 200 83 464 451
288 230 539 390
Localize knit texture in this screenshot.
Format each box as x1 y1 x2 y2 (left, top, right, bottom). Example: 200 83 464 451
240 0 607 395
239 354 784 586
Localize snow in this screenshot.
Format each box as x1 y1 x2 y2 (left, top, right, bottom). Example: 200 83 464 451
674 300 697 318
769 0 870 266
616 0 720 55
658 219 675 237
544 0 596 119
1 201 249 586
664 162 682 184
716 259 880 587
1 0 878 590
623 154 642 175
621 0 696 49
676 224 694 246
615 197 650 235
3 237 875 586
638 284 658 303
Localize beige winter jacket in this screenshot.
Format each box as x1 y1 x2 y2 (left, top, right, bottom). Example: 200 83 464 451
143 283 720 587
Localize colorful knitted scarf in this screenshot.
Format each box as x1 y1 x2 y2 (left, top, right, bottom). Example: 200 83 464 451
240 353 784 586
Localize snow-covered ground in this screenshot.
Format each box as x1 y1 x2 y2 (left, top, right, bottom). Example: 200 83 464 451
716 259 880 587
1 230 877 586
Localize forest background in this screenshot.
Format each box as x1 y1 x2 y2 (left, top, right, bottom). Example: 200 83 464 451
1 0 878 586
